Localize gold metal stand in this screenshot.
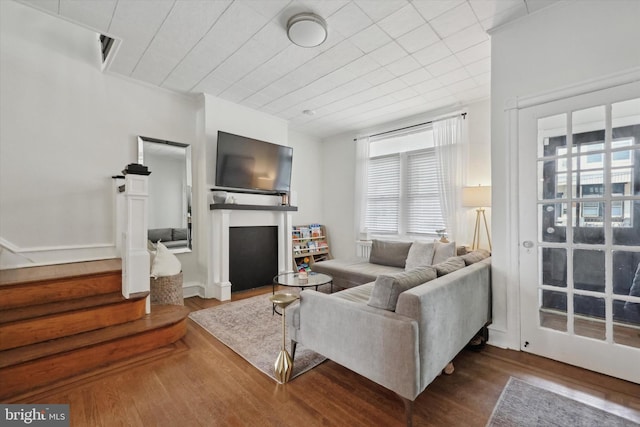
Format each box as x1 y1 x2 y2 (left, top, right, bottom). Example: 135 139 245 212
269 293 298 383
471 207 492 251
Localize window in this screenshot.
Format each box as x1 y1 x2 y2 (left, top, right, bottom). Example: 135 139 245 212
364 126 445 236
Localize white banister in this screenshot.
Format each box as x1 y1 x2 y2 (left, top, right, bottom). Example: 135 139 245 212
118 166 151 313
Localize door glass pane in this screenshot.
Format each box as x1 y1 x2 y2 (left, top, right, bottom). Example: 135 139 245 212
574 170 604 198
612 98 640 139
539 161 568 200
613 200 640 245
613 299 640 349
574 295 605 340
542 247 566 287
540 290 567 332
573 249 605 292
572 106 605 140
540 204 567 242
538 113 567 158
612 251 640 296
573 202 605 244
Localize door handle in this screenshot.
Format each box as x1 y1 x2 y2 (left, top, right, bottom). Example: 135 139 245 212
523 241 534 249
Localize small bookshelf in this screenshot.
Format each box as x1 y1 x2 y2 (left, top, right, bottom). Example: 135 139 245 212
291 224 332 271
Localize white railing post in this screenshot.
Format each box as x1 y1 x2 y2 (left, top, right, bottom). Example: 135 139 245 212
113 176 126 256
120 165 151 313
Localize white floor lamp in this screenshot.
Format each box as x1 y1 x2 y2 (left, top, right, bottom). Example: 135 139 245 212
462 186 492 251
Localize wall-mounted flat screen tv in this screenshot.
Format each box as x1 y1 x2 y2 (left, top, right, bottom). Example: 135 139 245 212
215 131 293 194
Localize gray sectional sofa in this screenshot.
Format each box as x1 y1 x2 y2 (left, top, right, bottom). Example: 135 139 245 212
289 240 491 426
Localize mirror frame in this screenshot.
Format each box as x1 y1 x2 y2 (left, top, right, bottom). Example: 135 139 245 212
138 136 192 253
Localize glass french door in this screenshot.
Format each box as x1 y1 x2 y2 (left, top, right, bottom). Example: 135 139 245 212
518 82 640 383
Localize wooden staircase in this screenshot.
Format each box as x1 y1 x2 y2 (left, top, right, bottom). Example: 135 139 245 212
0 259 189 400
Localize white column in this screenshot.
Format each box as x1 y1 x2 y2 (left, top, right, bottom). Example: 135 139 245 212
113 176 125 256
209 209 232 301
122 173 151 312
279 212 294 274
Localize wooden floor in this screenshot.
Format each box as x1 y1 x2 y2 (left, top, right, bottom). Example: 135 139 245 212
18 286 640 427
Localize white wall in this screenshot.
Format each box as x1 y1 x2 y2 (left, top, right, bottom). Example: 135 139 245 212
321 99 492 260
490 0 640 348
0 1 198 268
288 130 325 226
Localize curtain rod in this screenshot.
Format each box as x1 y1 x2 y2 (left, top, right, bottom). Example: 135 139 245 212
353 112 466 141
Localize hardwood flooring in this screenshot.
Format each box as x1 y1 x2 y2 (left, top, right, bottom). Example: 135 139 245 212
16 286 640 427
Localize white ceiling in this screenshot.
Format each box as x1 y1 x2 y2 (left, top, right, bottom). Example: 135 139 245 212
17 0 559 139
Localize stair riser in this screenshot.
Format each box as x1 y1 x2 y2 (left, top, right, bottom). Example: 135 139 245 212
0 298 147 351
0 272 122 310
0 320 187 400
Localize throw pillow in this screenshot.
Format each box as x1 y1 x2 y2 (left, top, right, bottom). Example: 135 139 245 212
367 266 437 311
432 240 456 265
151 241 182 278
405 241 435 270
434 257 466 277
460 249 491 266
369 239 413 268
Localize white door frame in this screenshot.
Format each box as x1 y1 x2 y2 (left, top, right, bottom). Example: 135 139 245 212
495 67 640 352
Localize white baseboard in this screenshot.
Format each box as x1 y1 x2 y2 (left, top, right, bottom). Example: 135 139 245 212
487 326 520 350
183 281 205 299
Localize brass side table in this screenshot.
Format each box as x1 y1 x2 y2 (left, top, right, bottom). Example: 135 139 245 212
269 293 298 383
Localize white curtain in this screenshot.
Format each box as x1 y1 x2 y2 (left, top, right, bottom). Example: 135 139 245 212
433 116 465 242
354 136 370 239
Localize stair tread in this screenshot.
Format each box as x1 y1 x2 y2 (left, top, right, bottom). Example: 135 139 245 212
0 259 121 287
0 305 189 369
0 292 148 324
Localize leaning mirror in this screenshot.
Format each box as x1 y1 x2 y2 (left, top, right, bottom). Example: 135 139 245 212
138 136 192 253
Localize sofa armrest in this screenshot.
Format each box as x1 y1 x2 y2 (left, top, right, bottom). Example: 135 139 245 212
297 290 420 400
395 258 491 392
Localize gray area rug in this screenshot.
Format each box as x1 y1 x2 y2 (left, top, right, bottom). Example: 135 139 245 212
189 292 326 383
487 377 639 426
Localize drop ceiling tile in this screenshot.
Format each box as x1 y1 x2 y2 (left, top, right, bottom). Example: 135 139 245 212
20 0 59 14
473 72 491 85
327 1 373 38
412 0 464 21
378 3 425 39
132 0 231 86
412 41 452 66
349 24 392 53
425 55 462 77
353 0 409 22
457 84 490 102
524 0 560 13
369 41 407 66
392 86 419 101
428 2 477 39
242 0 289 20
436 67 470 86
385 55 421 77
195 74 232 97
412 78 444 94
423 86 453 101
396 24 440 53
443 24 488 53
342 55 381 77
60 0 117 33
362 68 396 86
464 57 491 76
455 40 490 65
219 84 256 103
295 0 350 19
401 67 432 86
446 77 478 94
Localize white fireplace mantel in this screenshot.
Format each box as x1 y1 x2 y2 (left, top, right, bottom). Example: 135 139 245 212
207 204 297 301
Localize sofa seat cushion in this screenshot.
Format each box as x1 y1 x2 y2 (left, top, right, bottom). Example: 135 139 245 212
311 259 404 288
333 282 375 304
368 266 438 311
369 239 413 268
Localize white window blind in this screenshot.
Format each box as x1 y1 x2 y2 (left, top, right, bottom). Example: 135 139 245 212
406 149 445 234
366 154 400 234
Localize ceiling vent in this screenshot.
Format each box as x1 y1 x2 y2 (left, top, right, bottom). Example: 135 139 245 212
99 34 115 63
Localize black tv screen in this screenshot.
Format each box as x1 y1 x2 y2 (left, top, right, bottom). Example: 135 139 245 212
215 131 293 193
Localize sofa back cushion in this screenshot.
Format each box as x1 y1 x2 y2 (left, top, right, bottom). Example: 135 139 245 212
148 228 172 243
405 241 435 270
369 240 413 268
367 266 437 311
460 249 491 265
433 256 466 277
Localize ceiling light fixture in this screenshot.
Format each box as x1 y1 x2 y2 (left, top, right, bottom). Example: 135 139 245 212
302 109 315 116
287 13 328 48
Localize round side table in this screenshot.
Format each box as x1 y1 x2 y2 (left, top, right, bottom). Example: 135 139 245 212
269 293 298 383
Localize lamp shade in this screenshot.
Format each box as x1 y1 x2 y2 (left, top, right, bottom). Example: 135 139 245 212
462 186 491 207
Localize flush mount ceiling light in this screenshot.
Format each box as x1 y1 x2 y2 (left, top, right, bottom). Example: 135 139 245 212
287 13 327 48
